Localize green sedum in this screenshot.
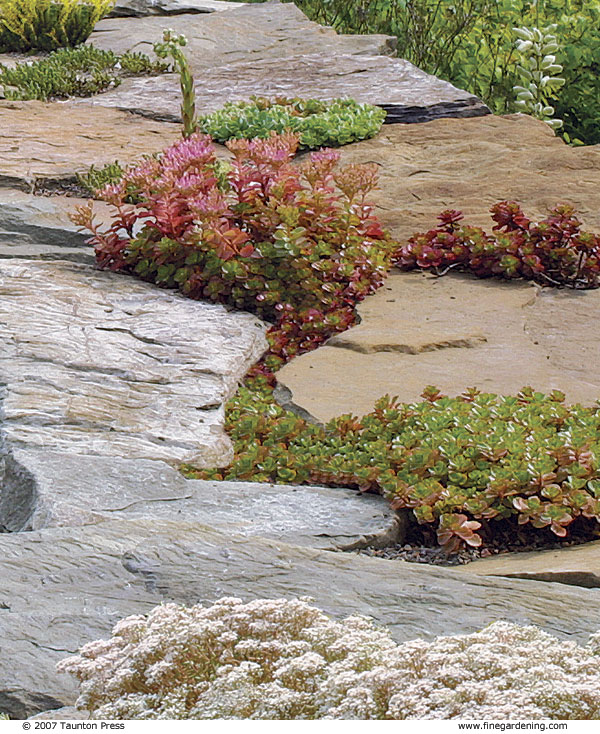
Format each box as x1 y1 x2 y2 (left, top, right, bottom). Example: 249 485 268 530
0 44 169 101
198 96 387 149
189 381 600 552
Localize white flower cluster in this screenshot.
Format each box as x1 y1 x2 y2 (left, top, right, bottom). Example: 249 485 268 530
57 597 600 720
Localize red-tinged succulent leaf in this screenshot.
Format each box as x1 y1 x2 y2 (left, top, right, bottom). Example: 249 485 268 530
436 513 482 552
239 244 255 258
437 209 464 225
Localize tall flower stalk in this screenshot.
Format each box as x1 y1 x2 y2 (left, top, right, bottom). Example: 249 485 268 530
154 29 197 138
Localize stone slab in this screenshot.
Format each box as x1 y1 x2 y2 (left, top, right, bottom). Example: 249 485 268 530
1 448 398 548
0 189 98 263
0 101 181 190
336 114 600 243
278 270 600 422
3 515 600 718
456 541 600 589
89 3 397 69
109 0 244 17
81 53 487 124
0 260 267 479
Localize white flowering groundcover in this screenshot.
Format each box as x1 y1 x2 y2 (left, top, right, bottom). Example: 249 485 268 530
58 596 600 720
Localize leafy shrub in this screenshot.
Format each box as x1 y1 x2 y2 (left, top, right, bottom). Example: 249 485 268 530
392 201 600 289
282 0 600 145
71 131 393 373
192 380 600 553
0 45 168 101
198 96 387 150
0 0 113 52
57 596 600 719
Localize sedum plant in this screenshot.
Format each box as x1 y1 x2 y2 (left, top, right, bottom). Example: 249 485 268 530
57 596 600 719
0 0 113 52
192 380 600 553
0 45 168 101
198 96 387 150
76 160 125 196
392 202 600 289
513 25 565 131
71 131 393 373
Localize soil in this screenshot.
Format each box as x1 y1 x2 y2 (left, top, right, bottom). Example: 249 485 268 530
354 517 600 566
33 180 92 198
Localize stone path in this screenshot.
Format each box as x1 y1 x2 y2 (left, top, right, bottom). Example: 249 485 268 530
0 259 267 520
278 270 600 420
457 541 600 588
0 101 181 191
90 2 397 68
337 113 600 239
79 54 488 123
109 0 244 16
0 189 96 263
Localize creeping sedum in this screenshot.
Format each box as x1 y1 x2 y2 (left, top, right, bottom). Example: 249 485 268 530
58 596 600 720
197 96 387 150
0 45 168 102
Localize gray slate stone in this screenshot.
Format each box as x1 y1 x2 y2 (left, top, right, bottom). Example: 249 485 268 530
3 515 600 718
108 0 243 17
89 2 397 69
2 448 399 548
0 189 93 264
81 53 488 124
0 260 267 491
83 3 485 124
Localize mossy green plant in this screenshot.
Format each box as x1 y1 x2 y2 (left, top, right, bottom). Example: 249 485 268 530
76 160 124 197
0 44 169 101
0 0 113 52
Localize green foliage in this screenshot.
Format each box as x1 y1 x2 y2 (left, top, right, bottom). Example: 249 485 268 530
513 25 565 131
0 0 113 52
189 381 600 553
153 29 196 138
0 44 169 101
279 0 600 145
198 96 387 149
76 160 124 196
